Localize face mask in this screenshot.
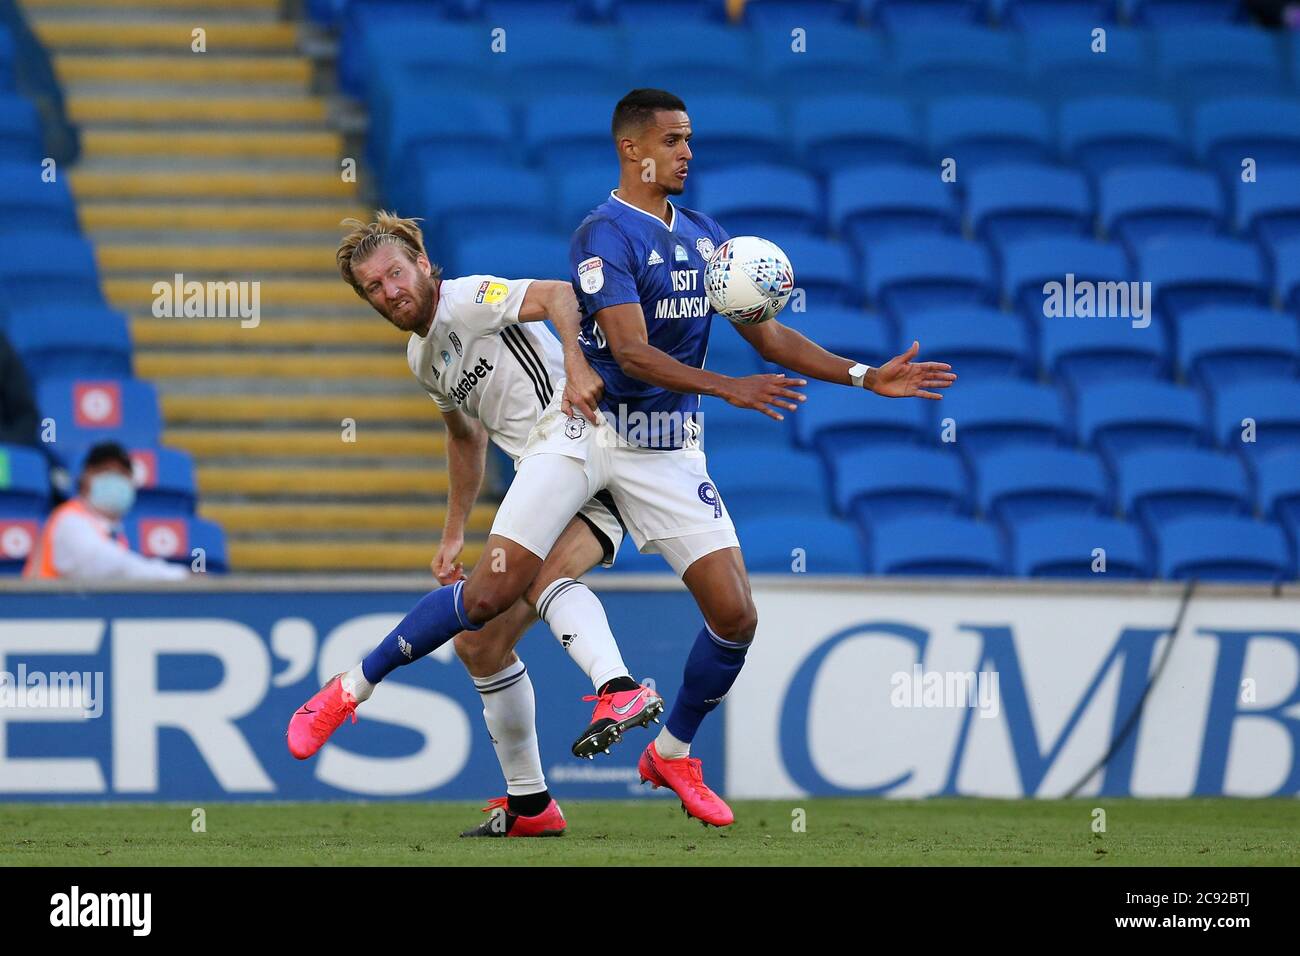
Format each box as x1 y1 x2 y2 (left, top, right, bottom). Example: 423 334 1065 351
87 472 136 518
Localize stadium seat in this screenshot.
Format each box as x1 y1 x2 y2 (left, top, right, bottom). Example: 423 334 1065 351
994 0 1119 29
1177 307 1300 388
605 0 724 24
1023 26 1154 101
926 95 1052 171
126 515 229 574
450 231 569 280
4 305 132 384
792 380 933 451
487 21 626 96
35 377 163 469
1116 447 1251 525
938 379 1072 457
692 165 821 237
862 0 984 29
893 28 1025 97
1211 379 1300 457
0 94 41 161
1154 515 1293 582
1138 237 1267 322
0 443 49 518
0 513 39 576
1076 379 1208 461
1058 96 1186 181
741 514 868 574
1155 26 1286 101
762 40 892 106
743 0 856 27
346 18 491 103
896 306 1033 380
706 447 830 523
1235 166 1300 252
1125 0 1245 26
1279 238 1300 314
974 445 1111 523
829 165 960 250
0 232 103 316
705 318 766 376
128 446 198 516
791 96 920 174
1000 237 1131 326
762 235 859 309
966 164 1093 249
866 514 1006 576
1193 96 1300 183
523 93 626 174
863 235 995 319
1255 449 1300 544
1099 167 1226 248
826 444 970 519
412 164 551 248
554 165 617 232
0 162 79 233
626 25 757 98
763 308 893 371
1009 514 1150 578
675 95 787 167
1040 316 1170 387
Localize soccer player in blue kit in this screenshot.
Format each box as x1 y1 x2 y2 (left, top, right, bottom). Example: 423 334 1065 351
289 88 956 829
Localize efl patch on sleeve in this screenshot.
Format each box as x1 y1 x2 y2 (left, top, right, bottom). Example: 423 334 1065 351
475 280 509 304
578 256 604 294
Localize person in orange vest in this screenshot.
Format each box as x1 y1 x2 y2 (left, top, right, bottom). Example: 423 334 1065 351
24 441 188 581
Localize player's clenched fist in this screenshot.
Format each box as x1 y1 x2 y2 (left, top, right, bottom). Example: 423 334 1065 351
431 534 466 584
719 373 807 421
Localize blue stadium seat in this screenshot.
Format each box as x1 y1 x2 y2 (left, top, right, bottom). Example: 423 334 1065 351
480 1 605 24
866 514 1006 576
1279 238 1300 314
481 22 629 98
763 235 859 309
35 377 163 468
740 514 867 574
0 443 49 518
692 165 821 236
413 164 551 248
1211 379 1300 457
605 0 723 22
743 0 856 26
1023 27 1154 100
966 164 1093 249
1154 515 1293 582
764 308 893 370
827 444 970 519
1178 307 1300 387
0 232 103 316
926 95 1052 171
376 95 514 203
1009 514 1150 578
1058 96 1186 181
1194 97 1300 183
675 95 786 167
1139 237 1267 321
1156 26 1286 101
520 94 623 174
1099 166 1226 248
5 305 132 384
861 0 983 29
1125 0 1244 26
994 0 1119 29
0 513 39 576
896 306 1033 380
450 231 569 281
1076 379 1208 461
626 25 756 97
706 447 830 523
939 379 1072 457
974 445 1111 523
863 235 994 319
792 380 933 451
829 165 960 250
705 317 765 376
554 165 616 231
698 397 793 457
0 162 79 233
893 28 1025 96
1040 316 1170 387
1235 166 1300 252
1117 447 1251 525
1000 237 1131 326
130 447 198 516
1256 449 1300 544
791 96 920 174
0 94 42 161
347 18 490 103
757 34 890 101
0 23 14 90
126 515 229 574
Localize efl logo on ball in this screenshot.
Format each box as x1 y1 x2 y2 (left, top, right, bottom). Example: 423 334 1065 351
703 236 794 326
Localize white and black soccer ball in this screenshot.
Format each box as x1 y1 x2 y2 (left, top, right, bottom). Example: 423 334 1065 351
703 236 795 326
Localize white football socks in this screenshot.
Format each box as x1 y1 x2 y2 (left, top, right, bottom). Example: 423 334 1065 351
535 577 630 691
474 659 547 796
655 727 691 760
342 663 375 703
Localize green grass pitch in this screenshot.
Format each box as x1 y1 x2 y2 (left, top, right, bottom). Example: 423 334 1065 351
3 799 1298 866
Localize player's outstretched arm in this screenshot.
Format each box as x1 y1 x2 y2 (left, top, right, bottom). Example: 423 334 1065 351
517 279 604 422
735 321 957 400
433 408 489 583
596 302 807 421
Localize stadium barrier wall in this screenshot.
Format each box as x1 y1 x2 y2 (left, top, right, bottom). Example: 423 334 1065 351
1 577 1297 802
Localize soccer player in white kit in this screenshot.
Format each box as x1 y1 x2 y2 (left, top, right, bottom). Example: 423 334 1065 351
286 213 663 838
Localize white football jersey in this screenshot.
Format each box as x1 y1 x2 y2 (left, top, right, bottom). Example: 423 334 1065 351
406 274 564 460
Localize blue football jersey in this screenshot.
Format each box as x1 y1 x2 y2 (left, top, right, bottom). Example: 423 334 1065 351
570 190 729 449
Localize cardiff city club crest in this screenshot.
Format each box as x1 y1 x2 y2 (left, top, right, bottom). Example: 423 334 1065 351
565 416 586 439
696 237 715 259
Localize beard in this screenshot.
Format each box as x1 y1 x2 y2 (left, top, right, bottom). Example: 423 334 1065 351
383 272 434 332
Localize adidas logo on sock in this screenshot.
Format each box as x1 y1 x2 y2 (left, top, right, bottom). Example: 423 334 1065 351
560 633 576 649
647 249 664 265
398 635 414 659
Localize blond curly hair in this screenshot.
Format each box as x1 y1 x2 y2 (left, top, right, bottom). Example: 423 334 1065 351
336 210 441 298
